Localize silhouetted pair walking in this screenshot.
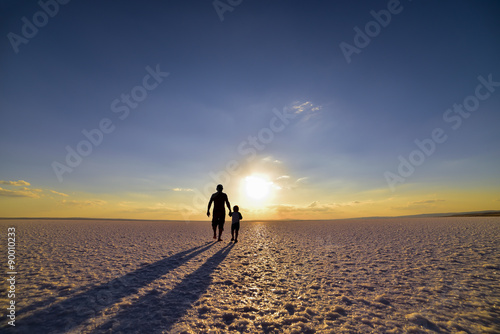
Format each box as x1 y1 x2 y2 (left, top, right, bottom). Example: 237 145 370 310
207 184 242 242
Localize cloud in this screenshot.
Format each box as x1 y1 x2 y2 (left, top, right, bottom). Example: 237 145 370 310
50 190 69 197
22 187 43 192
269 201 345 215
0 180 30 186
172 188 194 192
409 199 445 205
0 187 40 198
61 199 107 207
0 180 64 199
291 101 313 114
290 101 322 122
273 175 308 190
262 156 282 164
392 199 446 210
118 202 188 215
268 200 364 217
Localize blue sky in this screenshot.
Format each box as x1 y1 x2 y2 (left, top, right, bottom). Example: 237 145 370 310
1 0 499 219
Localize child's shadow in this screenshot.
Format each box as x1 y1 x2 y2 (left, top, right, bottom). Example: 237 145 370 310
95 242 234 333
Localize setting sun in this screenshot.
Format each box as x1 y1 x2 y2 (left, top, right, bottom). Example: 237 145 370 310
243 175 272 201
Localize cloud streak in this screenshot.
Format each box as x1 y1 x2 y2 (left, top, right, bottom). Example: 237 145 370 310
291 101 322 122
0 180 30 186
50 190 69 197
268 200 362 216
118 202 189 215
0 179 71 200
0 187 41 198
61 199 107 207
392 199 446 210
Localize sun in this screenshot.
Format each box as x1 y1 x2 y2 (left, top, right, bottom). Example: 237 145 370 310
244 175 271 200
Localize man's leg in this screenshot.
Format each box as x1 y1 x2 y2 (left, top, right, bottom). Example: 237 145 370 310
218 222 224 241
212 221 217 239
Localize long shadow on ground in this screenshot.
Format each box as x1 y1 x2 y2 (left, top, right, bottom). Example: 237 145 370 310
93 242 234 333
10 242 216 334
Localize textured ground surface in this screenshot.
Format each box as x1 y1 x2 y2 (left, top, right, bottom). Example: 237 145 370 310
0 218 499 333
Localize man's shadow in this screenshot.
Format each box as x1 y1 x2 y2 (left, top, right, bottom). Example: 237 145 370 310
14 242 217 334
95 242 234 333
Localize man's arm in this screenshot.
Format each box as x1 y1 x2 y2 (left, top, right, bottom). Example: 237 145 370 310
225 196 231 214
207 196 213 217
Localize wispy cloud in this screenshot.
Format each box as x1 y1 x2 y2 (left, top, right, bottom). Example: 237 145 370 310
262 156 282 164
408 199 445 207
268 203 331 216
0 187 41 198
0 180 30 186
273 175 308 190
269 200 361 216
118 202 187 215
290 101 322 122
0 179 71 200
393 199 446 210
61 199 107 207
410 199 445 205
50 190 69 197
22 187 43 193
172 188 194 192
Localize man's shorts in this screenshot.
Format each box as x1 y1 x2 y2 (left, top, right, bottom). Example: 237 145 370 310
212 210 225 230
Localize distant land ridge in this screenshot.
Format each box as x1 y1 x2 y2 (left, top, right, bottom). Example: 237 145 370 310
1 210 499 221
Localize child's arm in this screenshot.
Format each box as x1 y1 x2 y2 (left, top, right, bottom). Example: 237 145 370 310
239 213 243 220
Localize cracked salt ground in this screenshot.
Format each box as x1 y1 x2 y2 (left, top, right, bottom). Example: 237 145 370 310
0 218 498 333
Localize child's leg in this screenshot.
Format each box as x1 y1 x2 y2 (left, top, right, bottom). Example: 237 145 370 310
234 224 239 242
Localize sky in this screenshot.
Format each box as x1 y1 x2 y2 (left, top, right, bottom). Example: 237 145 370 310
1 0 499 220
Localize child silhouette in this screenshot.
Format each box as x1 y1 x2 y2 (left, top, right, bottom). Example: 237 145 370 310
229 205 243 243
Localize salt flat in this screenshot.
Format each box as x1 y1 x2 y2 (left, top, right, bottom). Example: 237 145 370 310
0 218 498 333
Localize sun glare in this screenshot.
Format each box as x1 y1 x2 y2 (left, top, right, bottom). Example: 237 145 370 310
244 175 271 200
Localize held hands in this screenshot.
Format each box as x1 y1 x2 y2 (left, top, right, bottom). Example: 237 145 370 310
207 211 233 217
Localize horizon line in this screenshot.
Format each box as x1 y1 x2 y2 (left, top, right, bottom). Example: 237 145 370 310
1 210 499 222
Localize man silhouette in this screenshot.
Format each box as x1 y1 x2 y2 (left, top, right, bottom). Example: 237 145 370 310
207 184 231 241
